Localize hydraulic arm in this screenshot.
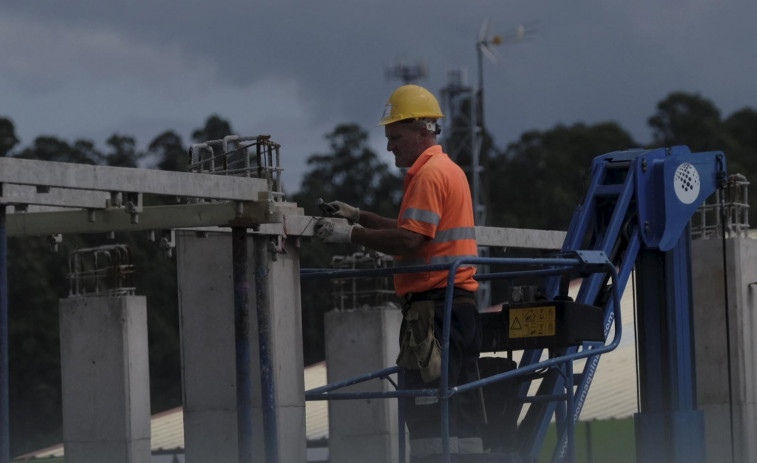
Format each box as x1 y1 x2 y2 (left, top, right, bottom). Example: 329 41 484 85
496 146 725 463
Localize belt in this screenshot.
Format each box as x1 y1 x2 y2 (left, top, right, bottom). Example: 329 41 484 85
405 287 475 304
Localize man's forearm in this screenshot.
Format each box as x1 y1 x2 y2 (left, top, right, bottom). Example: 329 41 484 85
358 210 397 230
351 226 426 256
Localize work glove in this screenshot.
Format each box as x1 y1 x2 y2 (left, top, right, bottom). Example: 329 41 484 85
314 218 354 244
318 199 360 223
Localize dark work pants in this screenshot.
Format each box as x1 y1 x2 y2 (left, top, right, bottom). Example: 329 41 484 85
401 298 484 462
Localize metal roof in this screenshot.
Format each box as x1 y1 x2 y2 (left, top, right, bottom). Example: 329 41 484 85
578 289 638 421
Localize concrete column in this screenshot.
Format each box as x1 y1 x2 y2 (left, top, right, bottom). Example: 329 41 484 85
325 306 404 463
59 295 151 463
177 231 306 463
692 237 757 463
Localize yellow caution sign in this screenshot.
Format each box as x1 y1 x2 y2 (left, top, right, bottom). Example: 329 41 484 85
509 305 556 338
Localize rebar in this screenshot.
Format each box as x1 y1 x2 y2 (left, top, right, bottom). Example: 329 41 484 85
692 173 750 239
188 135 285 201
68 245 135 297
329 252 396 311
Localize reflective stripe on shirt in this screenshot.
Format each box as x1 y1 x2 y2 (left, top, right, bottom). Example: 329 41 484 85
432 226 476 243
402 207 441 225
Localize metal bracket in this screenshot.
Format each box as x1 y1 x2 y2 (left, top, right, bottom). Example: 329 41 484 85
125 192 142 224
48 234 62 252
157 230 176 257
108 192 122 208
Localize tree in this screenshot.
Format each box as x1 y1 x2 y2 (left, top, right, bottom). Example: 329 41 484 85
104 134 142 167
191 115 233 143
648 92 727 152
149 130 187 172
721 108 757 224
723 108 757 176
0 117 19 157
295 123 402 218
488 122 638 231
648 92 757 224
15 136 102 164
293 123 403 365
8 235 73 455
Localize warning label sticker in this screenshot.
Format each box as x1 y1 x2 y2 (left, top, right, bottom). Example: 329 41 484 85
509 305 556 338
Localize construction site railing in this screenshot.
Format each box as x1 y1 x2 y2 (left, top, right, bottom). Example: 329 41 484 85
302 250 622 463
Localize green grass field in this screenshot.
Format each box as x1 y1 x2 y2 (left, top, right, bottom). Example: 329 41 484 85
539 418 636 463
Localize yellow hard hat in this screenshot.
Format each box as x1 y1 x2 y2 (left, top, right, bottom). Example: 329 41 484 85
377 85 444 126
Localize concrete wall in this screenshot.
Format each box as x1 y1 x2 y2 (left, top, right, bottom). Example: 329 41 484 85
325 306 405 463
692 237 757 463
59 295 151 463
176 231 306 463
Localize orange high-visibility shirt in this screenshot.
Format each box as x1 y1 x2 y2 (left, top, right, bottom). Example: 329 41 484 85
394 145 478 297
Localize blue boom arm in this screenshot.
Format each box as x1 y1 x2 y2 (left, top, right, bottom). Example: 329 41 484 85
512 146 725 463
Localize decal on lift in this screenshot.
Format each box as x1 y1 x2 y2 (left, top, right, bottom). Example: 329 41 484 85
509 305 556 338
673 162 701 204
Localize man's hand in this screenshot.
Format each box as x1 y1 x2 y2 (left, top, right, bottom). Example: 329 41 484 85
314 218 354 244
318 199 360 223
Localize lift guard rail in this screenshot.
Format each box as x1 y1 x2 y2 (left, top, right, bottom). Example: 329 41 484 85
302 250 622 463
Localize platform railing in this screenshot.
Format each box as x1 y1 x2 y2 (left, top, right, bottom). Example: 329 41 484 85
302 250 622 463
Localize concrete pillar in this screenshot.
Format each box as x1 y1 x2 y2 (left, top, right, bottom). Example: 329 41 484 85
177 231 306 463
325 306 404 463
59 295 151 463
692 237 757 463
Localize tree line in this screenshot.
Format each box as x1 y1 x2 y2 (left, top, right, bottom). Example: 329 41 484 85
3 91 757 455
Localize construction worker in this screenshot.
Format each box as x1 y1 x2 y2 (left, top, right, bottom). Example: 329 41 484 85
315 84 484 462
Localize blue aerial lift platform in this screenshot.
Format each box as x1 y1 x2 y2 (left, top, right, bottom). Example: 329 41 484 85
489 145 726 463
306 145 727 463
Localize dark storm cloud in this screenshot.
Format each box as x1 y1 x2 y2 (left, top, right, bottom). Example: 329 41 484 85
2 0 757 191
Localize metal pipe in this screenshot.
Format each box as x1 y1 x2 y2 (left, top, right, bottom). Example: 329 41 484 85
397 368 407 463
306 366 400 395
307 388 439 401
439 283 455 463
0 205 9 463
253 236 279 463
564 363 576 463
232 227 253 463
300 256 584 281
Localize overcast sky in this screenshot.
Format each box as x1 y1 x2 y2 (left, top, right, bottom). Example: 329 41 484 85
2 1 756 194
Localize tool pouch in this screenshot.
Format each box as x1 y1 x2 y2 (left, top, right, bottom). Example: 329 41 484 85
396 299 442 383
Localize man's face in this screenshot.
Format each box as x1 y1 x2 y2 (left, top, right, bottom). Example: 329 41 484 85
385 122 424 168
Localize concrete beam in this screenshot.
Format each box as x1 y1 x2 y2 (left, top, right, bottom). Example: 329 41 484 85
0 184 110 209
0 157 270 201
7 203 564 251
475 226 565 250
5 201 305 237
